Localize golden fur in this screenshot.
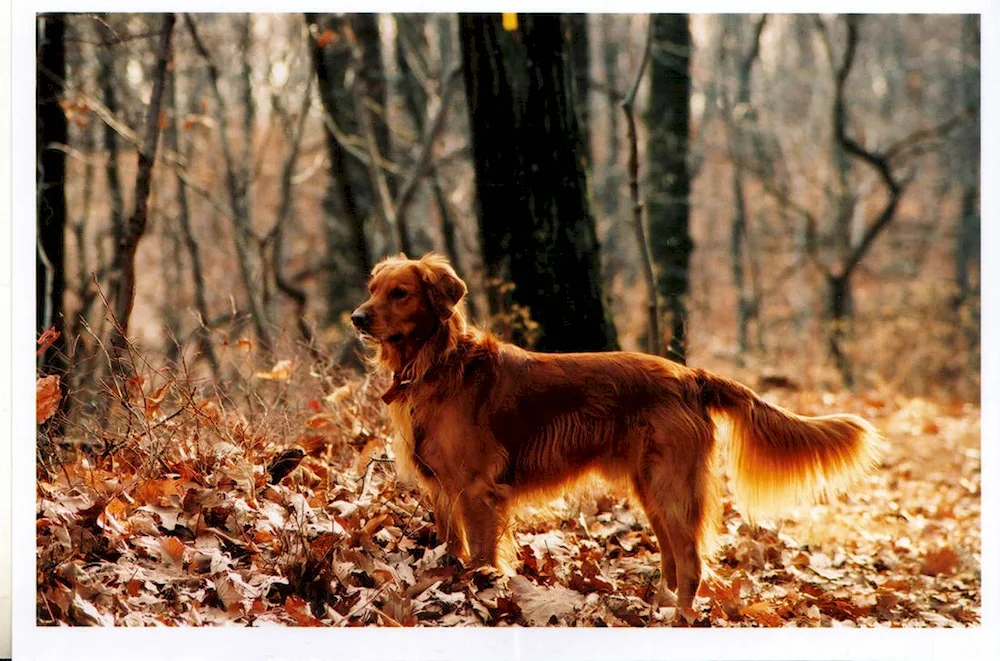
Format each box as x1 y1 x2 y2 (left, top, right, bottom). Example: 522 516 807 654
352 253 881 615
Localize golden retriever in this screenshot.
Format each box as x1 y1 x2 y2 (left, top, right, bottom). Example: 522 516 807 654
352 253 880 618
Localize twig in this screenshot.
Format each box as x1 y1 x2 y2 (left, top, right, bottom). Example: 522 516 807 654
621 18 660 356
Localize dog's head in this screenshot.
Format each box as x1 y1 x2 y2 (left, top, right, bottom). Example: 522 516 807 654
352 253 467 363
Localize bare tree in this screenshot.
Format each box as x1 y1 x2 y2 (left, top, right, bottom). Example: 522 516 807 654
164 59 218 374
720 14 768 361
185 14 274 352
107 13 176 371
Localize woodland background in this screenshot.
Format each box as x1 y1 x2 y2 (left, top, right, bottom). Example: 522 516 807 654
34 13 980 628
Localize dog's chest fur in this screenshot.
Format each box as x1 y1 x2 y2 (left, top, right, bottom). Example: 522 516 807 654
387 400 420 483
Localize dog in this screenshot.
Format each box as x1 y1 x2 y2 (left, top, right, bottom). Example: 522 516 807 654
352 253 880 618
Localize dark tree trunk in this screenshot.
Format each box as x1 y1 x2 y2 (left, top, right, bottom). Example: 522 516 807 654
460 13 618 353
306 13 375 320
565 14 590 154
827 274 854 389
599 13 622 257
36 14 68 374
646 14 692 364
107 14 175 371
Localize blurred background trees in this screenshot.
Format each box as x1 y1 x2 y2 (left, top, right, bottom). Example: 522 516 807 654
35 12 981 408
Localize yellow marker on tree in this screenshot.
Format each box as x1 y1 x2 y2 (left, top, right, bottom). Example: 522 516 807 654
502 13 518 31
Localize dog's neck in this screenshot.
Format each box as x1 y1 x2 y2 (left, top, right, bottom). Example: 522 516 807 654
380 313 466 403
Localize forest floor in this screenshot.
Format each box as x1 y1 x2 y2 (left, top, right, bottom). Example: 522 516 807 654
35 351 981 628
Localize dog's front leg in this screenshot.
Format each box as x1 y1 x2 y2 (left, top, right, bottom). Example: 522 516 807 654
430 491 466 560
459 482 511 568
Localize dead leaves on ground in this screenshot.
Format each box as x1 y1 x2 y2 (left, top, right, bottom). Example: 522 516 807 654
36 367 980 627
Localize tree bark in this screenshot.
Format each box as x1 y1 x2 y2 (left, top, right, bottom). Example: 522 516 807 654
36 14 68 374
460 13 618 352
565 14 591 154
646 14 692 364
107 13 175 370
306 13 375 320
97 17 125 246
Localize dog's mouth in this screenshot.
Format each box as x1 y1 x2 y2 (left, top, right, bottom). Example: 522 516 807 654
357 331 405 345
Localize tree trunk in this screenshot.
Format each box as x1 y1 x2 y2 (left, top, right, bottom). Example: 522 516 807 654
98 17 125 247
827 274 854 389
166 64 218 374
36 14 68 375
599 13 622 277
646 14 692 364
107 13 175 371
460 13 618 353
395 13 443 256
306 13 375 320
955 14 980 307
351 14 403 253
565 14 590 154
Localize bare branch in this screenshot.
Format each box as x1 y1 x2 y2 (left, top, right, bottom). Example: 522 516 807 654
621 17 660 356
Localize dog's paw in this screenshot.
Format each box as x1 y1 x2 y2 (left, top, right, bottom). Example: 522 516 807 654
439 551 466 569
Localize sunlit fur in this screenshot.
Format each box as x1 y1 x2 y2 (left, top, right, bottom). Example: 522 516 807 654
354 253 882 614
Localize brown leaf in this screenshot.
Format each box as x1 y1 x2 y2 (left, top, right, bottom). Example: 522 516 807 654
36 375 61 424
509 575 584 626
285 595 323 625
36 327 60 356
161 536 185 565
921 547 960 576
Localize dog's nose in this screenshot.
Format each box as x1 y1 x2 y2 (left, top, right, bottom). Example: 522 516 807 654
351 309 372 331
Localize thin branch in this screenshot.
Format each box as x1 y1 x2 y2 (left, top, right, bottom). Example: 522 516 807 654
621 18 660 356
831 15 905 277
271 68 317 351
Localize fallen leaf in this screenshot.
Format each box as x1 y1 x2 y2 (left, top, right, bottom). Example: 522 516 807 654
509 575 584 626
36 375 61 424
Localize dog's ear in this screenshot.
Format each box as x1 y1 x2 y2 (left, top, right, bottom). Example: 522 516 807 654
420 255 467 320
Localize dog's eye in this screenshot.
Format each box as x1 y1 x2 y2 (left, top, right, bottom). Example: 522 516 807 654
389 287 407 300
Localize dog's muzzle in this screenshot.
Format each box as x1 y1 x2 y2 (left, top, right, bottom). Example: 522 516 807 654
351 309 373 332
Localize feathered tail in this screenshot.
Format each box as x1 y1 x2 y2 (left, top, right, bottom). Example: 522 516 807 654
698 372 882 518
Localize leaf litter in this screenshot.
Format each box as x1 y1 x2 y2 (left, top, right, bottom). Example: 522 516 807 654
35 358 980 627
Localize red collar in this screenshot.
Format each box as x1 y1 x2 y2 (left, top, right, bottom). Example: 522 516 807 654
380 372 413 404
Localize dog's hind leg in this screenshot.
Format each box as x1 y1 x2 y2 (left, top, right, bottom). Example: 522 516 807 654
633 415 717 620
631 486 679 600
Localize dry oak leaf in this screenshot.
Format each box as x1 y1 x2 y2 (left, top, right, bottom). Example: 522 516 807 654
509 575 584 626
36 375 61 424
